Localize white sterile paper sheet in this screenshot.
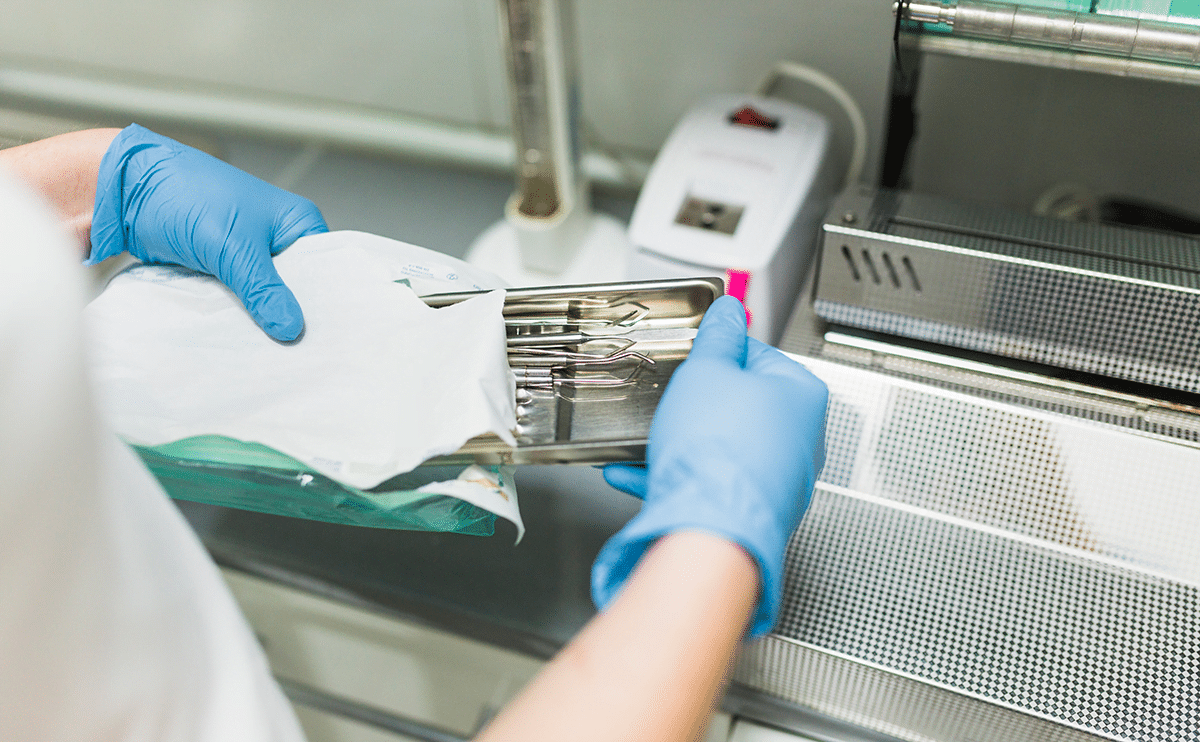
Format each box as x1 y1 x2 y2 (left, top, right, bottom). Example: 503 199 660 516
86 231 524 537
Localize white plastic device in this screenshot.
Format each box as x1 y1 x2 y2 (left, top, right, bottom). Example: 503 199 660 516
627 94 838 344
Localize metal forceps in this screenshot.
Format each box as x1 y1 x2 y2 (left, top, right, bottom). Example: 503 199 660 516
419 278 722 463
504 298 680 398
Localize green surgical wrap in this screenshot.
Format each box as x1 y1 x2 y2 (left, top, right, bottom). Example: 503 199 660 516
133 436 498 536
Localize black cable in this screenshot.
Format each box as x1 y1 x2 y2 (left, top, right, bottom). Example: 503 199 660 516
893 0 912 77
1099 197 1200 235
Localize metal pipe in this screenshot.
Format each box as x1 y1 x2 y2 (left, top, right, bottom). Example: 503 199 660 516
914 32 1200 85
903 0 956 26
898 1 1200 66
497 0 583 220
0 66 648 189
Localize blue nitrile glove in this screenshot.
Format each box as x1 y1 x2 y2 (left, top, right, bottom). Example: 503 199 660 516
592 295 828 637
88 124 328 341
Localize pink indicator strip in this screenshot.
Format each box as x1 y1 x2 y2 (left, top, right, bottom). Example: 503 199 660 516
725 269 753 327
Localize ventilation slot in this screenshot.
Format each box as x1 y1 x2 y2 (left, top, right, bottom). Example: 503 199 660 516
902 255 922 292
841 246 922 291
861 249 882 284
841 245 861 281
881 252 902 288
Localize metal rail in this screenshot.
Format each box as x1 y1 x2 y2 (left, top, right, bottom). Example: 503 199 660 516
897 1 1200 80
277 677 472 742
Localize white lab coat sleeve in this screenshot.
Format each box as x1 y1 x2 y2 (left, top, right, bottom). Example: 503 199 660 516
0 168 307 742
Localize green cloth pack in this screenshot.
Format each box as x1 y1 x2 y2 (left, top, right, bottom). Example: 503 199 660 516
135 436 502 536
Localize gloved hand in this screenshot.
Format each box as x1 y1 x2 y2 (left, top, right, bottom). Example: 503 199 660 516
88 124 328 341
592 295 828 637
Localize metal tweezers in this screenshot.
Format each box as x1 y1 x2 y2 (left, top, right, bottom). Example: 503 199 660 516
503 299 696 398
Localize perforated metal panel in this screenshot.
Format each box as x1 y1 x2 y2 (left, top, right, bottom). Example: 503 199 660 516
733 356 1200 742
813 189 1200 393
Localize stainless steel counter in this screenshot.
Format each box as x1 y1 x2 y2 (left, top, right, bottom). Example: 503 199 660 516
179 463 633 660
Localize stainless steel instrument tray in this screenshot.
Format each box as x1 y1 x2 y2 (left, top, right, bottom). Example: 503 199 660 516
422 277 723 466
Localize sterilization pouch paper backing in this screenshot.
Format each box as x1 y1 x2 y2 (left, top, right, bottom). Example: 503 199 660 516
85 231 523 537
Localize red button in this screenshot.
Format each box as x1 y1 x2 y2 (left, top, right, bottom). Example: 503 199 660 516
729 106 778 130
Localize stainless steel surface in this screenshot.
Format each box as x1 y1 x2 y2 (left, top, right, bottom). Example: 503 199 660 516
914 32 1200 84
736 358 1200 742
812 188 1200 393
675 195 746 236
498 0 579 219
278 677 470 742
721 684 911 742
736 636 1115 742
746 483 1200 742
424 278 722 465
903 1 953 26
898 1 1200 66
184 463 630 661
819 331 1200 444
897 1 1200 84
744 207 1200 742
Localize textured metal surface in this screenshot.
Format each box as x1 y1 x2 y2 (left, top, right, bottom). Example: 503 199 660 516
813 189 1200 393
424 277 720 465
734 355 1200 742
898 1 1200 88
913 33 1200 86
819 332 1200 445
900 1 1200 67
737 638 1110 742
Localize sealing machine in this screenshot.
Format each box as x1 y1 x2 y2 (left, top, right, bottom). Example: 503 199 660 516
719 4 1200 742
